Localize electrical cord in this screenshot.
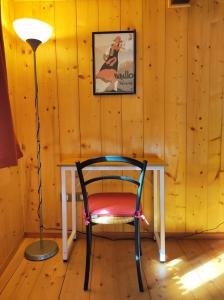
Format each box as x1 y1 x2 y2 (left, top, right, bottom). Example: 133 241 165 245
43 219 224 241
43 226 142 241
166 219 224 240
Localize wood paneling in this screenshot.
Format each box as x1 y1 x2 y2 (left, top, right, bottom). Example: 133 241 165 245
98 0 123 233
3 0 224 235
165 6 188 232
13 1 37 232
186 0 210 232
207 0 224 232
0 0 24 273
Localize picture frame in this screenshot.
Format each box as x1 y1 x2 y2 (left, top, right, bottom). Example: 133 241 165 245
92 31 136 95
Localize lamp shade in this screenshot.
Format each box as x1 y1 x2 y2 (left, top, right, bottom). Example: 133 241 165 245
13 18 52 44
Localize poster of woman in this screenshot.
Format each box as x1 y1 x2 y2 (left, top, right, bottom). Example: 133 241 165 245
92 31 136 95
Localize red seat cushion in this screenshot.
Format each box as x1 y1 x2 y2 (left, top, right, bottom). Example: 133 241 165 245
88 192 139 217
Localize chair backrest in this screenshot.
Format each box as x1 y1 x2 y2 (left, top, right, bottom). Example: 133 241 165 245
76 156 147 217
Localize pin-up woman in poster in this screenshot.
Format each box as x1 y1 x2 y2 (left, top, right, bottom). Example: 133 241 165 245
96 33 132 92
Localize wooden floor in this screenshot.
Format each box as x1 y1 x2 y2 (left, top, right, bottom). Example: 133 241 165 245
1 237 224 300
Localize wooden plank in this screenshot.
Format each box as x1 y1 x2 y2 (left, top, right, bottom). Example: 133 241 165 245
90 238 118 300
0 0 24 274
164 6 188 232
59 239 91 300
121 0 143 157
142 239 195 299
0 242 44 300
13 0 61 232
31 1 61 231
98 0 122 233
179 239 222 299
142 0 166 234
143 0 165 157
0 239 33 294
13 1 39 233
54 0 80 233
186 0 210 232
207 1 224 231
217 0 224 235
197 239 224 299
2 0 16 119
77 0 101 157
55 0 80 160
114 239 151 299
0 167 24 275
99 0 122 156
158 240 195 300
76 0 102 232
120 0 144 233
28 239 66 300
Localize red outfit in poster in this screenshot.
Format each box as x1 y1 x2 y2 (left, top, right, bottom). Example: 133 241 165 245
96 35 123 91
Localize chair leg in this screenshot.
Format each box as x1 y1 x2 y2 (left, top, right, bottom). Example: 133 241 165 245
139 224 142 256
140 241 142 256
84 223 91 291
90 223 92 255
134 219 144 292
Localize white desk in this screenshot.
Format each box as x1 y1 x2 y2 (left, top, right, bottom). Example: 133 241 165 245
58 155 166 262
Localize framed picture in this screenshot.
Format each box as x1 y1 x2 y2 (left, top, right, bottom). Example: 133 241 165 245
92 31 136 95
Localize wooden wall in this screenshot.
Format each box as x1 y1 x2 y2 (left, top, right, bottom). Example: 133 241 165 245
0 0 24 273
4 0 224 234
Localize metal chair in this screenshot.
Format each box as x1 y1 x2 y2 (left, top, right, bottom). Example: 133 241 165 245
76 156 148 292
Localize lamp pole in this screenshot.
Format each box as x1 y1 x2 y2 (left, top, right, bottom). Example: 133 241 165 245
29 39 44 244
13 19 58 261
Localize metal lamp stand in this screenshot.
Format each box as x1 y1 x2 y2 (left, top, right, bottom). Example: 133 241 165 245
24 38 58 261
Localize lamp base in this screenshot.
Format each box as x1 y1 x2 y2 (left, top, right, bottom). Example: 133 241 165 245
24 240 58 261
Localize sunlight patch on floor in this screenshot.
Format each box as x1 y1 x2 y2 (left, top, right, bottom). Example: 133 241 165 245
167 258 183 268
178 253 224 294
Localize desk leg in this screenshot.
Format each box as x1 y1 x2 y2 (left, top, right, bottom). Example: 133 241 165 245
61 167 68 261
159 167 165 262
153 170 158 240
71 169 76 239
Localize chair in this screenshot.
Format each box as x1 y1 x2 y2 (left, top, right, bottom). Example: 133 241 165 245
76 156 148 292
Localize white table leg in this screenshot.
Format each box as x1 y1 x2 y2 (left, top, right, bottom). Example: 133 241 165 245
61 167 68 261
71 168 76 239
159 166 165 262
153 170 158 240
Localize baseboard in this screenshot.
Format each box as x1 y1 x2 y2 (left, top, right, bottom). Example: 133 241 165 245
24 231 224 240
24 232 62 238
165 232 224 239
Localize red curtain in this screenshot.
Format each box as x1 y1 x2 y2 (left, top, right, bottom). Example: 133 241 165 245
0 5 22 168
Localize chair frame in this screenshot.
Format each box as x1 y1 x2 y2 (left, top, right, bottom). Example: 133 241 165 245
76 156 147 292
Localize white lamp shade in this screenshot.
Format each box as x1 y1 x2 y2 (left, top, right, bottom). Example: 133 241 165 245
13 18 52 44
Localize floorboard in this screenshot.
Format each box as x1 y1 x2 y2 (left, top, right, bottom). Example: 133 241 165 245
1 237 224 299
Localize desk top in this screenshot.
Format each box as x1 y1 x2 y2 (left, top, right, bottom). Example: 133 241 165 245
58 155 166 167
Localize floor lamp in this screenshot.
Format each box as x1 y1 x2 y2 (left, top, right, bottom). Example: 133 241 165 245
13 18 58 261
